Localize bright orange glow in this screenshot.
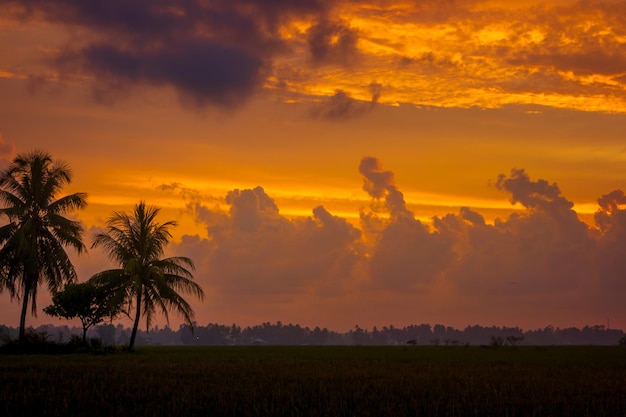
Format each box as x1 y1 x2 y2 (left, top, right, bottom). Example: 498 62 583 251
1 0 626 332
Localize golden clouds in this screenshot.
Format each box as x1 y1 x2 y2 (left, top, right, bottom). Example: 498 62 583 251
269 0 626 113
3 0 625 112
0 71 27 80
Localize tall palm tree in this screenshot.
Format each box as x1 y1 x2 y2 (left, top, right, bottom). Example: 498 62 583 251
0 150 87 342
90 201 204 350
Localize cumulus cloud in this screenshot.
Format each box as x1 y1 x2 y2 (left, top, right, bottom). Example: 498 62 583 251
359 157 394 199
151 162 626 327
225 187 282 233
180 186 363 298
357 157 453 291
459 206 485 226
439 169 594 295
596 189 626 217
593 189 626 295
366 216 454 292
495 168 579 222
358 156 411 219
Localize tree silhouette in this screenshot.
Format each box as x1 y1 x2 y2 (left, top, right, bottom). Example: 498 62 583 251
90 201 204 350
0 150 87 343
44 282 125 344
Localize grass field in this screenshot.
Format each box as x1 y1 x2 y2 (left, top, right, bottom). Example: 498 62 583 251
1 346 625 416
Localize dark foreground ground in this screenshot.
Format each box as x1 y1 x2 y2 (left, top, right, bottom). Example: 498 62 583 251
1 346 625 416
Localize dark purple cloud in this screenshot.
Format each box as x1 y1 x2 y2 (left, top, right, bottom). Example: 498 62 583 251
2 0 331 108
57 40 264 107
307 19 359 66
5 0 329 42
311 84 382 120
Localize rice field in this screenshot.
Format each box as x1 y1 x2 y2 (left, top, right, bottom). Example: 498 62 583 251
1 346 625 416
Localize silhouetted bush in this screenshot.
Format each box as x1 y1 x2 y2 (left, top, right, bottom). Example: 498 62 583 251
0 330 72 354
0 330 115 355
490 336 504 348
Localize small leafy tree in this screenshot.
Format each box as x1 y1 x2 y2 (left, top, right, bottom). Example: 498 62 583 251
44 282 125 344
490 336 504 348
506 335 524 347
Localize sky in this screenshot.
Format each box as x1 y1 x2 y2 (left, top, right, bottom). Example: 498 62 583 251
1 0 626 332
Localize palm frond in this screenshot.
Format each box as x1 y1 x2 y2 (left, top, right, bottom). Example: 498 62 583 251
48 213 86 255
0 223 17 245
152 256 195 278
156 280 196 326
0 189 26 214
89 269 131 290
48 192 88 215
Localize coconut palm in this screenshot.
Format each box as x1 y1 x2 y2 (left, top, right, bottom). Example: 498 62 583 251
0 150 87 342
90 201 204 350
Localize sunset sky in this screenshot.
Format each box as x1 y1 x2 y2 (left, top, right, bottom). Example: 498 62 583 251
1 0 626 332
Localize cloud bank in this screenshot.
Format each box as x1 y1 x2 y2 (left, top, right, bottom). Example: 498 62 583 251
155 157 626 328
2 155 624 330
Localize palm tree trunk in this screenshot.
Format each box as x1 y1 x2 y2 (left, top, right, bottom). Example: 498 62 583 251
19 290 29 344
81 323 87 345
128 289 142 350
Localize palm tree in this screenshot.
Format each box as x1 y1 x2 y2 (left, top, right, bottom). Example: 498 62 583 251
90 201 204 350
0 150 87 342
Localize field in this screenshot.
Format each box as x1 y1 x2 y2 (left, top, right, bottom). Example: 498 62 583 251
1 346 625 416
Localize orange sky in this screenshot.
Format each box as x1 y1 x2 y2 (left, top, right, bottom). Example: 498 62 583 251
1 0 626 332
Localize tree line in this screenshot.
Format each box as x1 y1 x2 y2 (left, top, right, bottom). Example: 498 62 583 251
0 150 204 350
1 322 623 347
